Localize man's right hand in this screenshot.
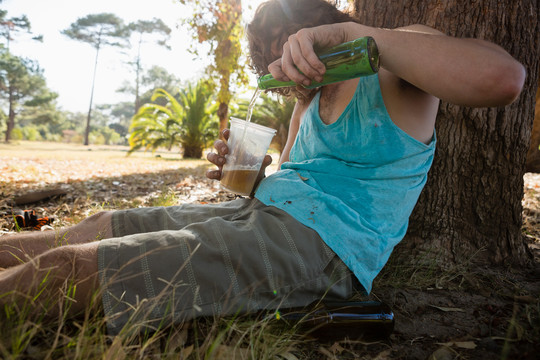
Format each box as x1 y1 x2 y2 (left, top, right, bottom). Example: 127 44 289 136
206 129 230 181
269 23 352 88
206 128 273 192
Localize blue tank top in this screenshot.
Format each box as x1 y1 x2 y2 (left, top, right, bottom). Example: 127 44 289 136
255 74 436 293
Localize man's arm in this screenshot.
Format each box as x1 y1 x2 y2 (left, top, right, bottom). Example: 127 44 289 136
357 23 525 107
273 22 525 107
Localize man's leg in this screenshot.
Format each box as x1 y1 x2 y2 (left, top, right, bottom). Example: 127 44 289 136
0 242 100 317
0 211 113 269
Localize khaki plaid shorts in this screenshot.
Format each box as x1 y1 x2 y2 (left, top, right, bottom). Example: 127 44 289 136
98 198 355 335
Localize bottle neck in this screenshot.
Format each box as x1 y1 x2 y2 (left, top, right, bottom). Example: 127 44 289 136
257 74 296 90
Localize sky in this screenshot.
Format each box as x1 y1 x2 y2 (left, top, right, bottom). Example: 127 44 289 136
2 0 264 113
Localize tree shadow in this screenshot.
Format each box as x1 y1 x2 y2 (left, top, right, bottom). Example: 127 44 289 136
0 164 240 230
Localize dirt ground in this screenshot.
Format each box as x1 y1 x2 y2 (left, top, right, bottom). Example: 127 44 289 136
0 142 539 359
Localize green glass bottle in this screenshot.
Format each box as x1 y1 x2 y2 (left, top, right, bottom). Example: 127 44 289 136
257 36 380 90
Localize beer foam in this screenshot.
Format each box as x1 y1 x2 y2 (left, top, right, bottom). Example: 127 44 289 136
228 164 260 171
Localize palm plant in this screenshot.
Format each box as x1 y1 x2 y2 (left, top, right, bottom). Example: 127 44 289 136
177 82 219 158
128 81 218 158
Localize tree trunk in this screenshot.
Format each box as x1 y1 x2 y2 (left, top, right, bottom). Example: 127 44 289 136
217 101 229 137
525 78 540 172
183 145 203 159
354 0 539 266
5 87 15 143
134 35 143 115
85 40 101 146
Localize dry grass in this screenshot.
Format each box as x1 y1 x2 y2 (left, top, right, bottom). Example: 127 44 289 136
0 142 312 360
1 141 539 359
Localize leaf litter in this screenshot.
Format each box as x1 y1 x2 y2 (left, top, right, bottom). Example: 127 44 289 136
0 143 539 359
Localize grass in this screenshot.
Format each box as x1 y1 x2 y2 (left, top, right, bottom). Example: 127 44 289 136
374 242 494 292
0 238 306 359
0 142 318 359
1 141 539 359
148 187 181 208
0 284 308 359
0 140 183 161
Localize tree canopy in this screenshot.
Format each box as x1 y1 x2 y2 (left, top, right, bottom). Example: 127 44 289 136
179 0 247 133
62 13 128 49
0 50 57 142
0 10 42 50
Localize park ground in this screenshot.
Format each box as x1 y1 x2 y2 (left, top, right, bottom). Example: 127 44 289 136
0 141 539 359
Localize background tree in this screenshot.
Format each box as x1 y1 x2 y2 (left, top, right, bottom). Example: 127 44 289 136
525 77 540 172
352 0 539 266
15 101 65 142
0 106 5 133
139 66 182 100
179 0 247 134
0 9 42 50
18 86 61 136
126 19 171 114
0 50 56 142
62 13 128 146
116 66 183 144
98 102 133 143
117 65 182 113
129 81 218 158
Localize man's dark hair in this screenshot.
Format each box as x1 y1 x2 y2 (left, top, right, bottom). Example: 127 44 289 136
246 0 356 99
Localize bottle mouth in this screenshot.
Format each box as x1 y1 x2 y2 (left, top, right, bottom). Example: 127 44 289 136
367 37 380 73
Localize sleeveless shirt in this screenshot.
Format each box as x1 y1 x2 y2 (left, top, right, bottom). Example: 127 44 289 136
255 74 436 293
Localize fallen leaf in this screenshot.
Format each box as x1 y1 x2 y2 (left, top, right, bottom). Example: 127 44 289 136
429 305 465 312
181 344 194 358
277 351 300 360
213 345 250 360
436 341 477 349
329 341 345 353
373 349 393 360
103 336 126 360
318 346 335 358
428 346 454 360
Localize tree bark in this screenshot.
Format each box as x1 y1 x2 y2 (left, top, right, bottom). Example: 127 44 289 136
5 86 15 143
217 101 229 137
85 34 102 146
354 0 539 266
183 145 203 159
525 78 540 173
134 35 143 115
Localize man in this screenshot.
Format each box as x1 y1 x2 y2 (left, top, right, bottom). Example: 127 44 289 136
0 0 525 335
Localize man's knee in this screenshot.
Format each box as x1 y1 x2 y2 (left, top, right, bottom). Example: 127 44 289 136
80 211 113 227
34 243 98 282
74 211 114 240
12 243 99 314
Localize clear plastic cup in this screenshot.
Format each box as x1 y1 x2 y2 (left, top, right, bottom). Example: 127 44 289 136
220 117 277 196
